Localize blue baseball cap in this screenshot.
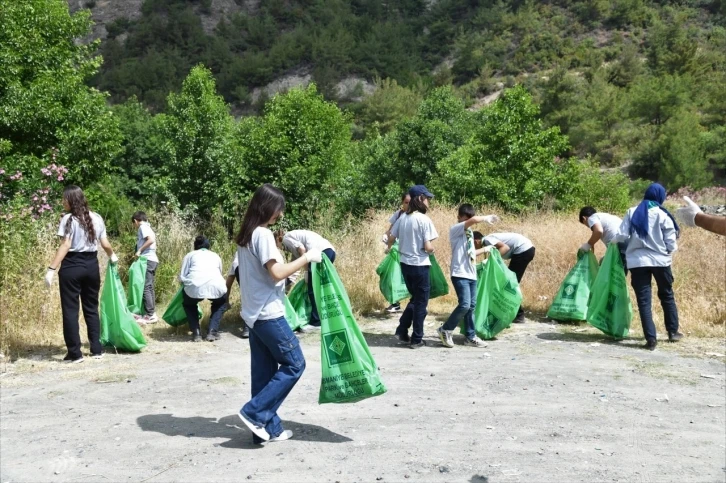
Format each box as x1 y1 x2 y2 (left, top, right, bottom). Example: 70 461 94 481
408 185 434 199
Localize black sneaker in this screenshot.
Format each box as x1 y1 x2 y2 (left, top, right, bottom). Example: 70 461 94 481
512 314 525 324
395 331 410 343
409 340 426 349
643 339 657 351
63 354 84 364
91 353 104 360
206 331 220 342
191 329 202 342
241 324 250 338
668 332 684 342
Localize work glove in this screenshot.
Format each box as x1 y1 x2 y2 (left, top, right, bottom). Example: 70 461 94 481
380 234 389 245
482 215 500 225
482 246 493 253
44 268 56 288
304 249 322 263
579 243 591 252
110 253 119 264
676 196 701 227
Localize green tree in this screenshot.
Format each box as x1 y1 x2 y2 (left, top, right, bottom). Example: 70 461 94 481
357 78 422 136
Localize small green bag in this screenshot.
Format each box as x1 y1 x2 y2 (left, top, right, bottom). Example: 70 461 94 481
100 264 146 352
587 243 633 339
429 254 449 299
162 287 203 327
546 251 599 322
313 254 387 404
375 242 410 304
288 278 311 326
127 256 147 315
284 294 304 331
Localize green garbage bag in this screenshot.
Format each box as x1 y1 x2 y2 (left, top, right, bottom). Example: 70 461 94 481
288 279 311 326
429 254 449 299
162 287 203 327
100 264 146 352
284 294 304 331
126 256 147 315
463 251 523 339
587 243 632 339
546 251 600 321
375 242 410 304
313 253 387 404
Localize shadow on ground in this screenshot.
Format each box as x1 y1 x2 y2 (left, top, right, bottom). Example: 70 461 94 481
137 414 352 449
536 331 643 352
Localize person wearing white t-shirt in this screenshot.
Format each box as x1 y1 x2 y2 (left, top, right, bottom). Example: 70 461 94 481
131 211 159 323
383 193 411 313
388 185 438 348
235 184 321 444
578 206 627 271
480 232 535 324
45 185 119 363
437 204 498 349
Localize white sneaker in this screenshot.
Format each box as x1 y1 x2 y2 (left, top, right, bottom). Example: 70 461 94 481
268 430 293 442
437 326 454 348
464 336 487 348
144 314 159 324
91 353 104 360
238 411 270 441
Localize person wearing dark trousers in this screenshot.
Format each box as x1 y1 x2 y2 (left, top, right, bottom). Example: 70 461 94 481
179 236 228 342
616 183 682 351
131 211 159 324
479 232 535 324
277 229 336 329
45 185 118 364
387 185 438 349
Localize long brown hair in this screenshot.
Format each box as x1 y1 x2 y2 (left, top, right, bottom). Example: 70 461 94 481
407 194 428 215
235 184 286 247
63 185 96 244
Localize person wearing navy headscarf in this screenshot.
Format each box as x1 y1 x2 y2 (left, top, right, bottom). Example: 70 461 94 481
616 183 682 350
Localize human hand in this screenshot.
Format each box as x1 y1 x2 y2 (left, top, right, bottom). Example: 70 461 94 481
381 234 389 245
44 268 56 288
110 253 119 264
676 196 701 227
304 249 322 263
133 252 141 259
579 243 591 252
482 246 493 254
481 215 500 225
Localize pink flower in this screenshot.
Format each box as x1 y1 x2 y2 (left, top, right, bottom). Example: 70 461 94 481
33 196 38 201
57 175 64 181
42 204 51 210
0 168 5 175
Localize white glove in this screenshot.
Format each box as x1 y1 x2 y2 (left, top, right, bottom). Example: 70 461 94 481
482 215 500 225
304 249 322 263
579 243 591 252
381 234 389 245
676 196 701 227
110 253 119 264
44 269 56 288
482 246 493 253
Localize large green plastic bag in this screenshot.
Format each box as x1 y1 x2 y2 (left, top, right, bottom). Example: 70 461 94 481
464 251 523 339
587 243 632 339
127 256 147 315
546 251 599 321
429 254 449 299
375 242 410 304
313 254 387 404
288 279 312 325
284 294 304 331
100 264 146 352
162 287 203 327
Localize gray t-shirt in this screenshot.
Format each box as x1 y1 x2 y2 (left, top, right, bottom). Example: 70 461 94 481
391 212 438 266
617 206 678 269
483 233 533 260
136 221 158 263
449 222 476 280
238 227 286 327
282 230 334 260
179 249 227 299
587 212 622 245
57 212 107 252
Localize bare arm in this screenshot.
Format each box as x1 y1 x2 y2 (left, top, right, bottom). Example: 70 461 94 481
99 237 114 257
297 246 307 258
265 256 311 283
496 242 510 257
136 234 155 256
587 223 604 247
48 238 72 270
695 213 726 236
424 240 435 254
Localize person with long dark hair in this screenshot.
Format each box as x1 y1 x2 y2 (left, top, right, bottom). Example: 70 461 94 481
235 184 321 443
617 183 682 350
388 185 438 349
45 185 118 363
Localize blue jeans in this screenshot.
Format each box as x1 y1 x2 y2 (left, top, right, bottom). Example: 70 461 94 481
308 248 336 326
630 266 679 341
397 263 431 344
241 316 306 443
443 277 476 340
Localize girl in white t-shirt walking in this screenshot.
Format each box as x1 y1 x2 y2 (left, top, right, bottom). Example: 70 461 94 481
235 184 322 444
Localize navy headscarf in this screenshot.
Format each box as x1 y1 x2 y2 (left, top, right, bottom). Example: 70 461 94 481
630 183 680 239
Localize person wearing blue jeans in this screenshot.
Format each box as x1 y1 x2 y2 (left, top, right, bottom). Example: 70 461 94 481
438 204 497 348
235 184 322 443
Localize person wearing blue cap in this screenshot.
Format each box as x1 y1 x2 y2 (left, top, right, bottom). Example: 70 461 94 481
388 185 438 349
617 183 682 351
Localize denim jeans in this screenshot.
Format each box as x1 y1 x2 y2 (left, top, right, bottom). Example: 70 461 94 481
181 290 226 333
398 263 431 344
143 261 158 315
508 247 535 318
308 248 336 326
242 316 306 443
443 277 476 340
630 266 679 341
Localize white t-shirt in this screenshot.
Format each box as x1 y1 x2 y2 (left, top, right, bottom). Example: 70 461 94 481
391 212 438 266
388 210 405 225
483 233 533 260
449 222 476 280
282 230 334 260
227 252 239 277
238 227 286 327
136 221 158 263
587 213 622 245
57 212 107 252
179 249 227 299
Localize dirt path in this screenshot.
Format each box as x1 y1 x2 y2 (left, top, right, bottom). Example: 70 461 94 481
2 317 725 483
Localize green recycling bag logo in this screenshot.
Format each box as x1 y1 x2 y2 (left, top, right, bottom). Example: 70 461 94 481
503 281 518 295
562 283 577 299
323 329 353 367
